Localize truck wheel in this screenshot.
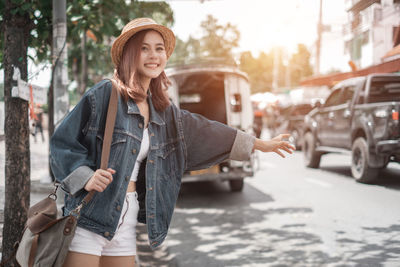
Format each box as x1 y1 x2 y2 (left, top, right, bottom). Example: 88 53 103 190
303 132 321 168
351 137 380 183
229 179 244 192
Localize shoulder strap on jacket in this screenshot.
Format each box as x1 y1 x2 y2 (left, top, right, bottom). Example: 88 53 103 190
82 79 118 204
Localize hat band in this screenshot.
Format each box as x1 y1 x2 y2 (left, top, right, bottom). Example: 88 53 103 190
135 21 156 27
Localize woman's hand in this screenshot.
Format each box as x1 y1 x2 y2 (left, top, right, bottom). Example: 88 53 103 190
84 168 116 192
253 134 296 158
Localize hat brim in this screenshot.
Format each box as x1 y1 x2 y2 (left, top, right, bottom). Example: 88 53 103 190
111 24 175 67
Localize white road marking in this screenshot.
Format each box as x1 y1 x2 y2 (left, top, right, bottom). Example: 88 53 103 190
305 178 332 188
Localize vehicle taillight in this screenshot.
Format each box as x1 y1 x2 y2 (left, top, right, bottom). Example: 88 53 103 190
393 111 399 121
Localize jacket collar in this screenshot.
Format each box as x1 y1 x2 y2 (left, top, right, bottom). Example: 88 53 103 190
126 94 165 126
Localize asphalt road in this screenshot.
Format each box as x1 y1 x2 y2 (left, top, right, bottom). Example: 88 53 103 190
139 150 400 267
1 131 400 266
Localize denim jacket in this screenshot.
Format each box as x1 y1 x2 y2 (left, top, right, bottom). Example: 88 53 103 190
50 80 255 249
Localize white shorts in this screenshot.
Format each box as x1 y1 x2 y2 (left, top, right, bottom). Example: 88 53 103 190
68 192 139 256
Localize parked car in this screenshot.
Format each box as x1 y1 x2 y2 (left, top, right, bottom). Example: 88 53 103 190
303 74 400 183
166 64 255 191
273 103 314 150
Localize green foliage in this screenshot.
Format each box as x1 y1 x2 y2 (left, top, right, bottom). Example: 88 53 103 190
199 15 239 62
239 44 313 94
0 0 174 94
289 44 313 86
168 36 201 65
170 15 239 66
66 0 174 94
239 51 274 93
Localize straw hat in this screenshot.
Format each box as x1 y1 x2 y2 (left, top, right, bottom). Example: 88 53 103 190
111 17 176 66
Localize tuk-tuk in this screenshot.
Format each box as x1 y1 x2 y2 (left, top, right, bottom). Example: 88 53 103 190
166 63 255 192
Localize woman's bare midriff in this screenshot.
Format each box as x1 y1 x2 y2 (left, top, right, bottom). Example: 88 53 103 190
127 181 136 192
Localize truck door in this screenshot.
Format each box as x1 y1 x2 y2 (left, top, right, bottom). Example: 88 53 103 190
318 88 343 146
332 86 355 148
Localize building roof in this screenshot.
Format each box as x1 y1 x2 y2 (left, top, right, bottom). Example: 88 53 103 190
382 44 400 60
348 0 380 13
300 57 400 87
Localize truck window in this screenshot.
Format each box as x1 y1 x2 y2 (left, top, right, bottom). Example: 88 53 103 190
368 76 400 103
324 89 343 107
341 86 355 104
178 72 227 124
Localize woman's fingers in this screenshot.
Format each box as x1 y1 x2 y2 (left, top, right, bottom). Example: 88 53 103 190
273 148 285 158
85 168 115 192
273 133 291 141
273 141 296 157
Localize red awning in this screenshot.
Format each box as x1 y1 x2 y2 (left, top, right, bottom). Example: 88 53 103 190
300 57 400 87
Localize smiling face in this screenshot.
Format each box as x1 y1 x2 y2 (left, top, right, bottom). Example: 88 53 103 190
136 30 167 87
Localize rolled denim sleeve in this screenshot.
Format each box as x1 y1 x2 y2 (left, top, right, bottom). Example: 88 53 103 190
50 87 99 196
229 130 256 161
180 109 254 171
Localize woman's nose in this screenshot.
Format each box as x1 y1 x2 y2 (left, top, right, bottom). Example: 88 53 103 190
149 49 157 58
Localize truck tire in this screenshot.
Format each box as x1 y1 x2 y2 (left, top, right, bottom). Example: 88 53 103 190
229 179 244 192
303 132 321 168
351 137 380 183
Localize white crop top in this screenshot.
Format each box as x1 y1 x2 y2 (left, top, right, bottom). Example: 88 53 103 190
130 128 150 182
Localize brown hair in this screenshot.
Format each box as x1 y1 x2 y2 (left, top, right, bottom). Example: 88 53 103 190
113 30 171 111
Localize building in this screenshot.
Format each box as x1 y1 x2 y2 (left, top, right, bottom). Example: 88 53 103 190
344 0 400 69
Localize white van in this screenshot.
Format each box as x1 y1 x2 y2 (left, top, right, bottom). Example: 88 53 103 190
166 64 255 192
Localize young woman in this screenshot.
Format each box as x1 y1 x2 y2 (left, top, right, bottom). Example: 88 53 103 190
50 17 295 267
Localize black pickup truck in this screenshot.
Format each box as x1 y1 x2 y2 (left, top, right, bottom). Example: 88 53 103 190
303 73 400 183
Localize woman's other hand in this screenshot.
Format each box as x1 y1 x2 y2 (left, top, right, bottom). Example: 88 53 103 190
84 168 116 192
253 133 296 158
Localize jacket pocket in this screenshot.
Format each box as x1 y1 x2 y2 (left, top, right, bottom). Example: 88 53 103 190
156 140 178 159
96 132 127 169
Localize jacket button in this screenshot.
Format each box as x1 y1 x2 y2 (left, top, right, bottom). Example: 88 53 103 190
148 187 153 191
132 149 137 154
125 176 130 181
138 123 143 128
116 205 122 211
104 232 110 237
150 132 155 137
149 160 154 164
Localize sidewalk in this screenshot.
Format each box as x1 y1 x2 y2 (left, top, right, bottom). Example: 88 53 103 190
0 131 174 265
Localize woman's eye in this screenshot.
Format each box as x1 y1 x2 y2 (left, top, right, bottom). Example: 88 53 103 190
141 46 148 51
157 47 165 52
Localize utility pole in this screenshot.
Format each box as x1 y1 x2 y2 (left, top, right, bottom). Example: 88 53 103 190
272 47 280 93
2 0 31 264
52 0 68 129
315 0 323 75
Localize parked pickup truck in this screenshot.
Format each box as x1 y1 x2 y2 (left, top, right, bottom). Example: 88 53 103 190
303 73 400 183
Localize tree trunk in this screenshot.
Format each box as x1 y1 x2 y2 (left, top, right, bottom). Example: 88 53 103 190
80 32 88 96
2 1 31 265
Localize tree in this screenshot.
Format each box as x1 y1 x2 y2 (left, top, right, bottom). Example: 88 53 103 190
67 0 174 96
168 35 201 65
0 0 174 94
239 51 274 94
199 15 239 64
289 43 313 86
171 15 240 65
2 0 32 265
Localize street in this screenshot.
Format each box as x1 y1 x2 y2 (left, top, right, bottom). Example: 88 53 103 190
1 132 400 266
139 149 400 266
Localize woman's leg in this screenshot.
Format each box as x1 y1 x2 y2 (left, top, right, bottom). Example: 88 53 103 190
63 252 100 267
99 255 135 267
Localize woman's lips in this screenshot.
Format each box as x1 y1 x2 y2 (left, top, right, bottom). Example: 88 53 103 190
144 63 159 69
